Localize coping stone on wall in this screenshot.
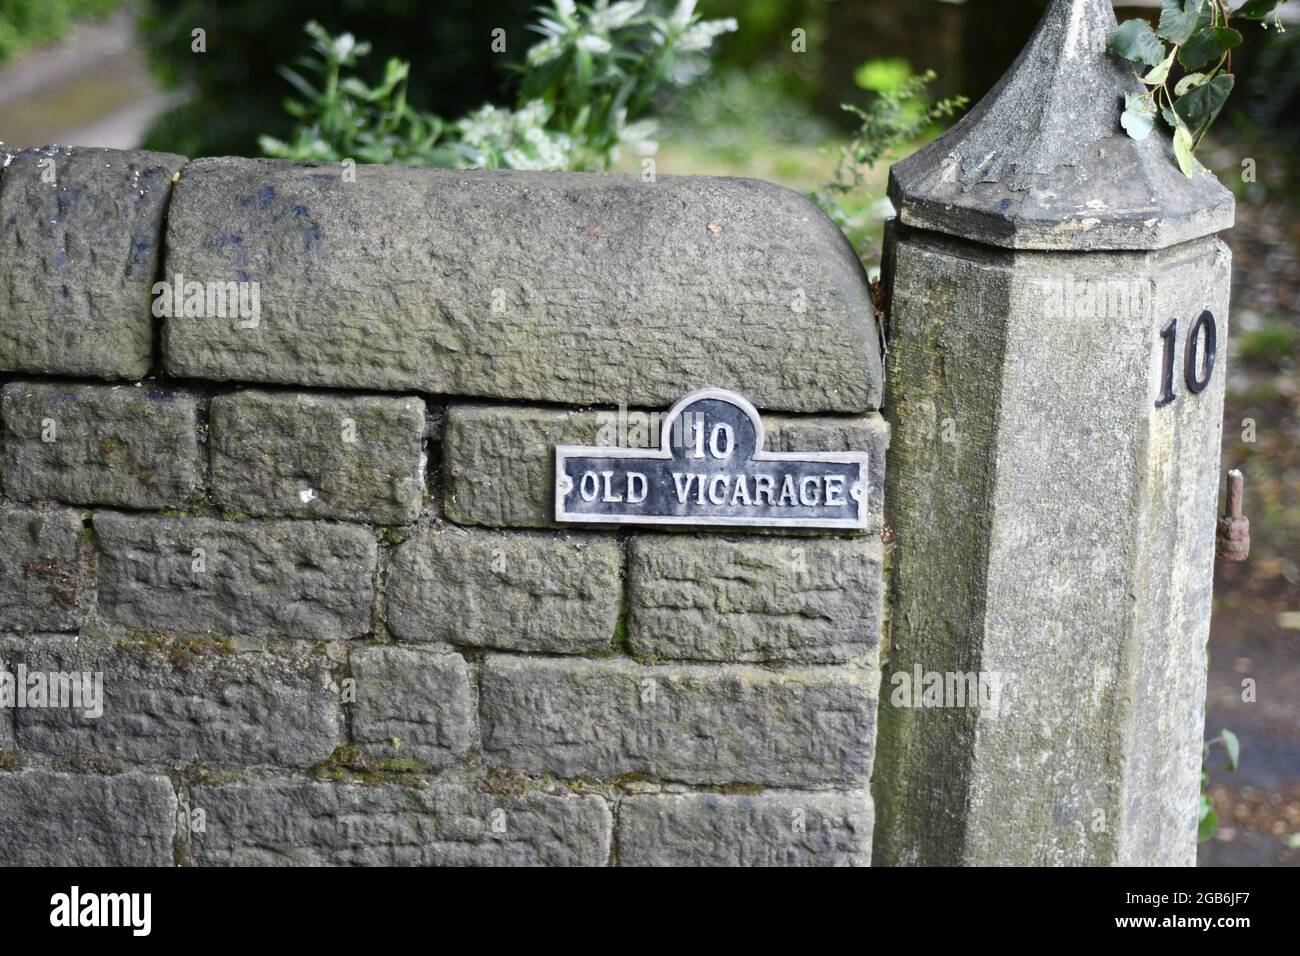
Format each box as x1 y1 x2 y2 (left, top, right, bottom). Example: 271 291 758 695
162 159 881 413
0 146 186 379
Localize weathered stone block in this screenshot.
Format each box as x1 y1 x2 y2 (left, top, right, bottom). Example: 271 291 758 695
387 524 621 654
444 403 887 531
350 645 475 766
162 159 880 413
627 535 882 663
0 770 176 865
15 633 342 767
0 146 186 379
443 404 595 529
763 413 889 532
191 777 611 865
0 647 13 750
0 505 84 632
480 655 874 786
94 512 376 640
2 381 201 508
210 389 426 524
618 790 873 866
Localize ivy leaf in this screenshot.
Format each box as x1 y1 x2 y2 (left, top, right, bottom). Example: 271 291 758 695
1175 72 1235 136
1198 805 1218 841
1173 121 1199 177
1121 92 1157 140
1143 49 1177 85
1179 26 1244 70
1235 0 1284 20
1157 0 1207 44
1175 72 1210 95
1110 19 1168 67
1221 729 1241 771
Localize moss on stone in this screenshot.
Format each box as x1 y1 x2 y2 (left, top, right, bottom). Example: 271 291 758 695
614 772 655 788
176 764 241 787
481 766 530 796
117 630 235 668
309 745 427 787
56 754 124 775
699 782 766 796
0 750 24 771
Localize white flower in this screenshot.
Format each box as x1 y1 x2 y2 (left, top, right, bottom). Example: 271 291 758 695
678 18 737 52
555 0 577 18
457 104 511 144
332 33 358 60
458 100 573 171
589 0 645 32
516 99 553 127
576 33 613 54
670 0 698 29
619 119 659 157
527 37 564 66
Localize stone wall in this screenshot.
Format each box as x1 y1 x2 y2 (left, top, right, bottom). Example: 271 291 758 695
0 146 885 866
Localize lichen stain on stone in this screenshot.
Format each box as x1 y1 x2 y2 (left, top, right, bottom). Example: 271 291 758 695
1053 217 1102 232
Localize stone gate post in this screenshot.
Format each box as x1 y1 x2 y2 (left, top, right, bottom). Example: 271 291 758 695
874 0 1235 864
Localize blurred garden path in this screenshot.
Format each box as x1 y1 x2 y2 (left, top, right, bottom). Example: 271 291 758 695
1198 168 1300 867
1202 601 1300 865
0 8 176 150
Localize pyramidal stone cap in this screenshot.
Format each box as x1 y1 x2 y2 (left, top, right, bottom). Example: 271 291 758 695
889 0 1235 250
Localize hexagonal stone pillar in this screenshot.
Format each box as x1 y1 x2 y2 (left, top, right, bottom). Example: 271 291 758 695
874 0 1234 865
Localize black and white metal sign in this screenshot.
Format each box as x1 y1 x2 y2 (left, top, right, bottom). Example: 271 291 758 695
554 387 869 530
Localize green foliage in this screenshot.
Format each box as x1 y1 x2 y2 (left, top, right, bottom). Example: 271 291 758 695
1196 647 1243 844
1234 19 1300 171
514 0 737 169
0 0 120 65
1110 0 1289 176
261 1 737 172
853 58 914 95
1220 728 1241 770
1198 773 1219 841
684 0 824 121
140 0 539 158
259 24 451 167
700 0 822 71
1111 18 1169 67
811 69 968 261
661 65 830 159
